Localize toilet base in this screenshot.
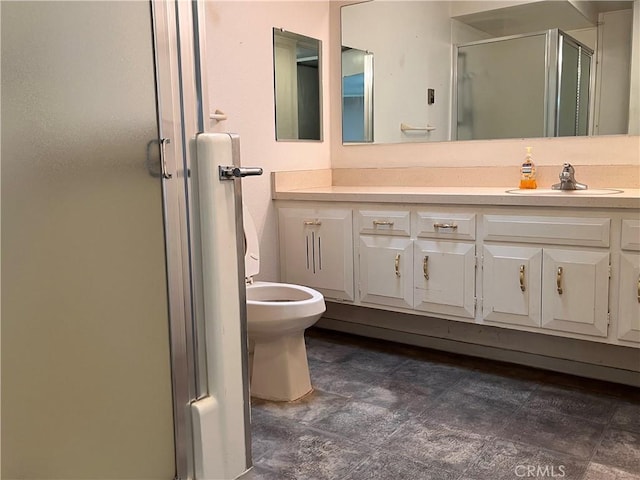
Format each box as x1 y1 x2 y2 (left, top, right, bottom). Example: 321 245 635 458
249 333 312 402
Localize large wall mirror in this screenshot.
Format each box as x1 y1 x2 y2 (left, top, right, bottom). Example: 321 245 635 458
341 0 638 144
273 28 322 141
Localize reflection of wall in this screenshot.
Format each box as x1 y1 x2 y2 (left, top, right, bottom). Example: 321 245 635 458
206 1 331 282
342 1 451 143
594 9 633 135
452 18 493 44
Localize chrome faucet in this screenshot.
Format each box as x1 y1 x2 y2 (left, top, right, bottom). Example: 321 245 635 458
551 163 587 190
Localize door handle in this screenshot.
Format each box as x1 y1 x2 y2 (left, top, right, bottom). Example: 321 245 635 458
519 265 526 292
219 165 263 180
160 138 173 179
395 253 401 277
423 256 429 280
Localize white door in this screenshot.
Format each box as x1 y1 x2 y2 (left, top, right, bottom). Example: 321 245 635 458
482 245 543 327
359 236 413 308
541 248 610 337
414 240 476 318
618 252 640 342
279 208 354 301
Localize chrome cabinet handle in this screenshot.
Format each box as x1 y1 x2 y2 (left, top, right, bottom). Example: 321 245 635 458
519 265 526 292
434 223 458 231
395 253 401 277
303 220 322 226
557 266 563 295
423 256 429 280
373 220 394 226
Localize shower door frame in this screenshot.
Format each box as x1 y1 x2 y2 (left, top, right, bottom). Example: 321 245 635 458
152 1 251 478
152 1 198 477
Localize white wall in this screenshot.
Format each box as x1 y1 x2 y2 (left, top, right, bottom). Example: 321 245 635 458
341 1 452 143
205 1 331 282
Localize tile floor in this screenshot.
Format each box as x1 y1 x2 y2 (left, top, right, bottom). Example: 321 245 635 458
244 328 640 480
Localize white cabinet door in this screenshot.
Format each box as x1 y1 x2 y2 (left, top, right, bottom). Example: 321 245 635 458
618 252 640 343
541 248 610 337
414 240 476 318
279 208 354 301
359 235 413 308
482 245 542 327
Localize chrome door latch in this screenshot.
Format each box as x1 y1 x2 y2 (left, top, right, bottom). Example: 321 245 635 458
218 165 263 180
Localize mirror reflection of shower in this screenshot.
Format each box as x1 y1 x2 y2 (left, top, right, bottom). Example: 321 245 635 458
341 47 374 143
557 32 593 136
455 29 594 140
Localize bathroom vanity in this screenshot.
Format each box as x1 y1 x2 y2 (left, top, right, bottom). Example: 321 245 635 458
273 177 640 385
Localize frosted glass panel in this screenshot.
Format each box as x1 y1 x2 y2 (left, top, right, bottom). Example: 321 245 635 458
578 51 592 135
456 34 547 140
558 41 580 136
1 1 174 478
558 36 592 136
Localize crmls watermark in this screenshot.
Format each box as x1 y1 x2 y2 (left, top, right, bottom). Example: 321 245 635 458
514 464 567 478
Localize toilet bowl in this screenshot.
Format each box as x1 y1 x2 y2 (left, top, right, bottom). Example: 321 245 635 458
243 206 325 401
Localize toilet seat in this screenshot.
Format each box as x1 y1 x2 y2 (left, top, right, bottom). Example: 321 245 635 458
246 281 325 334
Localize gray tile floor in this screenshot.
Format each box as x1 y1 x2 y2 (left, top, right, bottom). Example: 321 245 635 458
244 328 640 480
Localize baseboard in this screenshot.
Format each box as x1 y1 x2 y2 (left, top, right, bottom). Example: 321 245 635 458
317 305 640 387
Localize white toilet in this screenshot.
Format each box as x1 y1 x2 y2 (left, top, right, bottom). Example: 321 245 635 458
243 206 326 402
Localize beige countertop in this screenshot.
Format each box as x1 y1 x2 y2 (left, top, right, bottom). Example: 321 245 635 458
273 185 640 209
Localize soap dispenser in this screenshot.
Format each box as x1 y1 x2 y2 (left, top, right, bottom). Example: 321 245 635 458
519 146 537 189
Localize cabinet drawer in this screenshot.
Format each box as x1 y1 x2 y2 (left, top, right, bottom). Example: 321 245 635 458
414 212 476 240
358 210 410 236
483 215 610 247
621 219 640 251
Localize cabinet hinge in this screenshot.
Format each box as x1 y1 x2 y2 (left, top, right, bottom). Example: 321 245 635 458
608 264 612 279
475 255 483 269
607 311 611 325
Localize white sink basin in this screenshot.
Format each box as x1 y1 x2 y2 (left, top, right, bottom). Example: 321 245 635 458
505 188 624 196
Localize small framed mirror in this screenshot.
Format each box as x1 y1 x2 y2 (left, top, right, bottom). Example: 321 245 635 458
273 28 322 141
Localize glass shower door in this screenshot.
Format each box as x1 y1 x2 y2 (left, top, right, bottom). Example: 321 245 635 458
557 32 592 136
1 1 175 477
455 33 547 140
